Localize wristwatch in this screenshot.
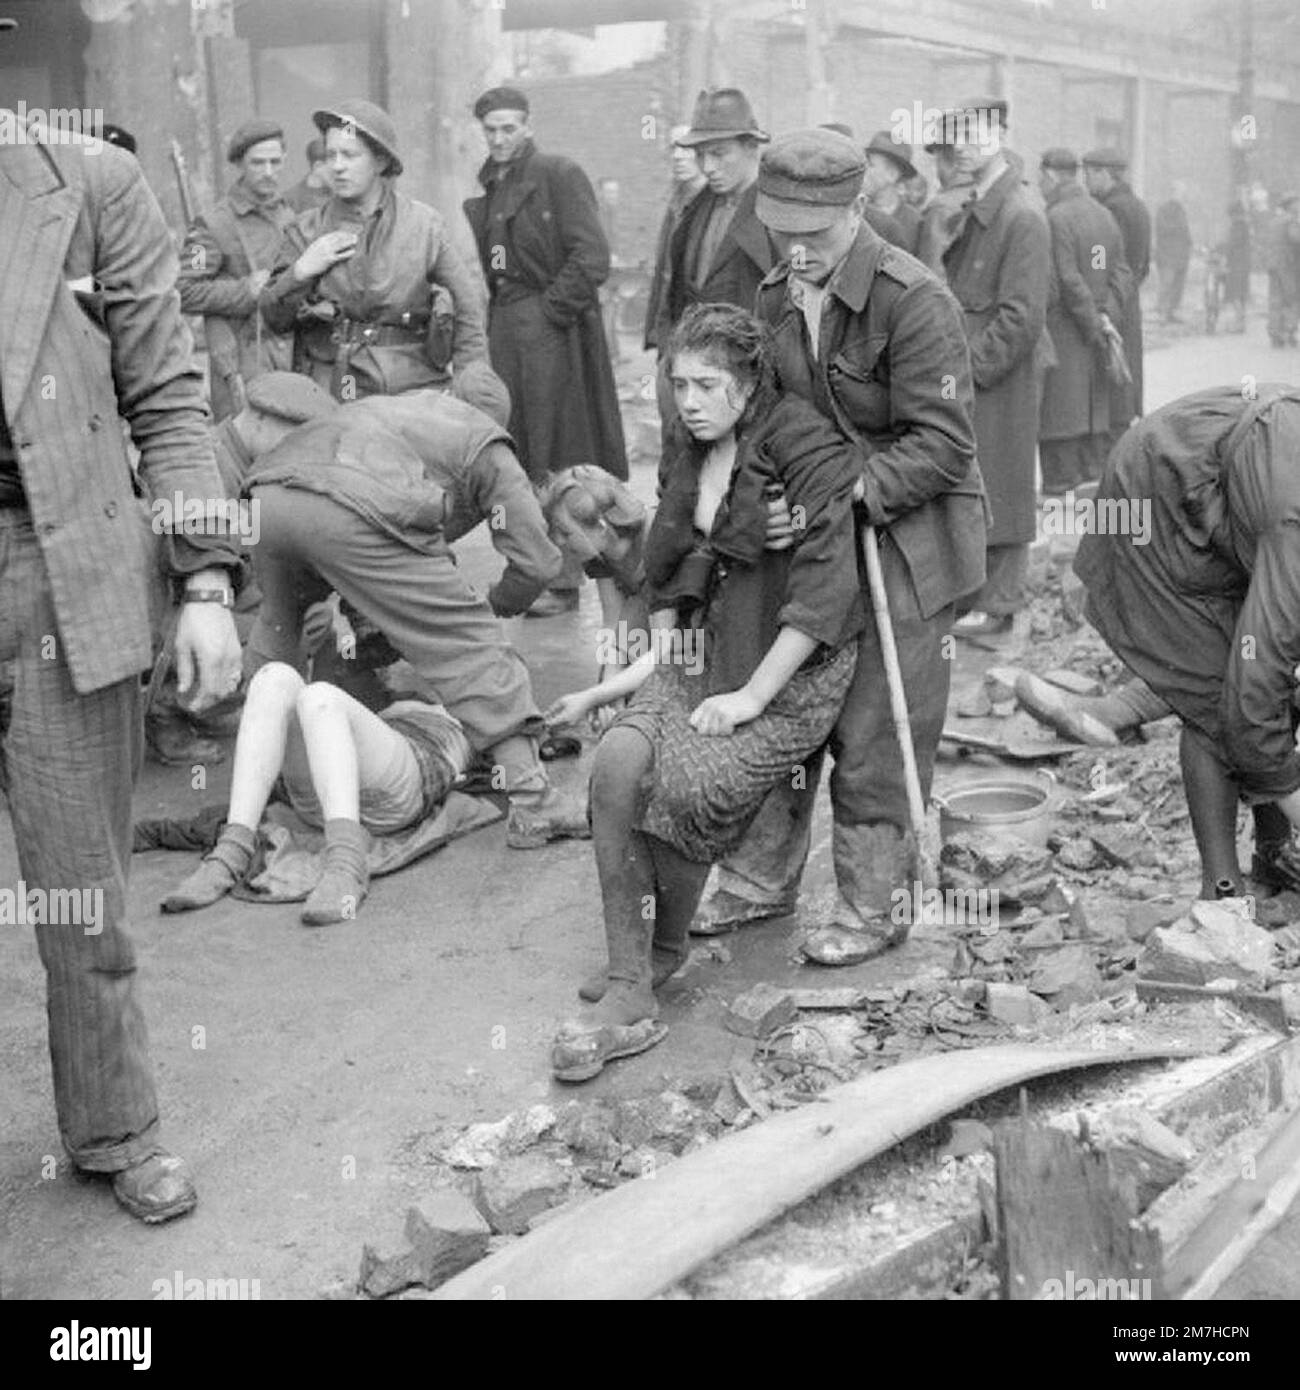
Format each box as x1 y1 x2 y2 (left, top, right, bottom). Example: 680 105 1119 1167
183 587 235 609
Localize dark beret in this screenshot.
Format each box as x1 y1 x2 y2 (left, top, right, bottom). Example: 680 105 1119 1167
474 87 530 121
227 118 284 164
244 372 338 425
1082 146 1128 170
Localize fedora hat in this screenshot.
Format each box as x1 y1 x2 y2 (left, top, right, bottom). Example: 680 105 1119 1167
676 88 769 147
864 130 917 181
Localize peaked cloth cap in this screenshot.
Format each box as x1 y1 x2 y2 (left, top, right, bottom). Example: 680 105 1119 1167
756 128 866 233
1041 147 1079 173
1082 147 1129 170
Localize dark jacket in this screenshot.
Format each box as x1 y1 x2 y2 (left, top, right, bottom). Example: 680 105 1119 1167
178 178 297 420
756 226 985 619
661 180 775 340
1154 199 1192 266
644 176 705 351
463 140 627 481
1098 178 1150 420
260 182 487 398
1075 385 1300 802
1040 183 1132 442
342 390 562 616
872 198 920 256
645 390 864 694
943 163 1049 547
0 135 239 694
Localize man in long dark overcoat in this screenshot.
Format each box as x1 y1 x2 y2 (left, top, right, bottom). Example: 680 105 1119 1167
1038 149 1132 493
1083 148 1150 448
942 120 1048 638
465 86 627 615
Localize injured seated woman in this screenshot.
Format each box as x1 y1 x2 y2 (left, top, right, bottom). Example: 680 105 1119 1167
161 598 471 926
547 302 864 1082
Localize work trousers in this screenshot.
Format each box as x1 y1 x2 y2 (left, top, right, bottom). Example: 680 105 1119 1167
1039 434 1109 494
246 486 542 756
1157 260 1188 320
712 535 953 918
959 542 1029 619
0 511 160 1171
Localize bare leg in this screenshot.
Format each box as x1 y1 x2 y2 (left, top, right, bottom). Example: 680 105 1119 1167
293 681 412 823
225 662 305 831
1180 726 1242 897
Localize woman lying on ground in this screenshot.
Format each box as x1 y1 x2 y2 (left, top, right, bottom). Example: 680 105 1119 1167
161 598 470 925
545 302 864 1081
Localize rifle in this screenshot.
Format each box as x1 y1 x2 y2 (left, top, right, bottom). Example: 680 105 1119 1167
170 138 196 230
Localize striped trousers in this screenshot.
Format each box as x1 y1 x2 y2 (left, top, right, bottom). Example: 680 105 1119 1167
0 510 160 1171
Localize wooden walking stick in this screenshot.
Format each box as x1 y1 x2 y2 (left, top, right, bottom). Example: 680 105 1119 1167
861 523 937 890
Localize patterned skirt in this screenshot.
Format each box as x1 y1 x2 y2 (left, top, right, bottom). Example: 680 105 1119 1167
609 643 857 862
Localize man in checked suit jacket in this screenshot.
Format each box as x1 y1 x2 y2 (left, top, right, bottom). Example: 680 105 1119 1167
0 49 242 1223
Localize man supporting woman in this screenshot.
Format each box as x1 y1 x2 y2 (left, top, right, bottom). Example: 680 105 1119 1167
546 304 865 1080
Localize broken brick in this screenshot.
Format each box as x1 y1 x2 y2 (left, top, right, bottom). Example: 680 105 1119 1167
984 666 1020 703
1088 1108 1194 1213
1126 899 1183 943
1090 827 1139 870
985 982 1051 1027
1028 943 1102 1009
473 1153 571 1235
1019 917 1065 947
725 983 797 1038
405 1192 491 1288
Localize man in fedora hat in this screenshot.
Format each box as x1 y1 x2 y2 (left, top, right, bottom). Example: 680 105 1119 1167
179 118 296 423
1 14 243 1222
863 130 920 255
654 89 777 348
1037 148 1133 494
693 128 985 964
1083 147 1150 445
941 109 1050 640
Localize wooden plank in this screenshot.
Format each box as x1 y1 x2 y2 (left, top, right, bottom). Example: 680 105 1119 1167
433 1043 1200 1301
995 1118 1165 1301
1136 979 1288 1034
1165 1101 1300 1300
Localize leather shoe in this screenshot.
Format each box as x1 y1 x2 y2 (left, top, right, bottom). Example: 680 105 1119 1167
146 712 225 767
800 921 907 967
524 588 580 618
506 787 591 849
111 1149 197 1224
689 888 797 936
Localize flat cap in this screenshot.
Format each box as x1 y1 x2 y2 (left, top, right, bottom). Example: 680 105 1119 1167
0 17 16 31
1082 146 1128 170
474 86 530 120
1040 147 1079 173
227 118 284 164
449 360 512 429
314 99 402 176
820 121 856 140
245 371 338 425
757 128 865 233
959 95 1009 127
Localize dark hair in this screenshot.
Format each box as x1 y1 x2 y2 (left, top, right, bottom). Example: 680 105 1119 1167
665 302 773 434
306 136 326 163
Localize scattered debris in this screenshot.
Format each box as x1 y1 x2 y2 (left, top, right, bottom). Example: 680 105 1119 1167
359 1193 490 1297
725 983 798 1038
473 1153 572 1235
